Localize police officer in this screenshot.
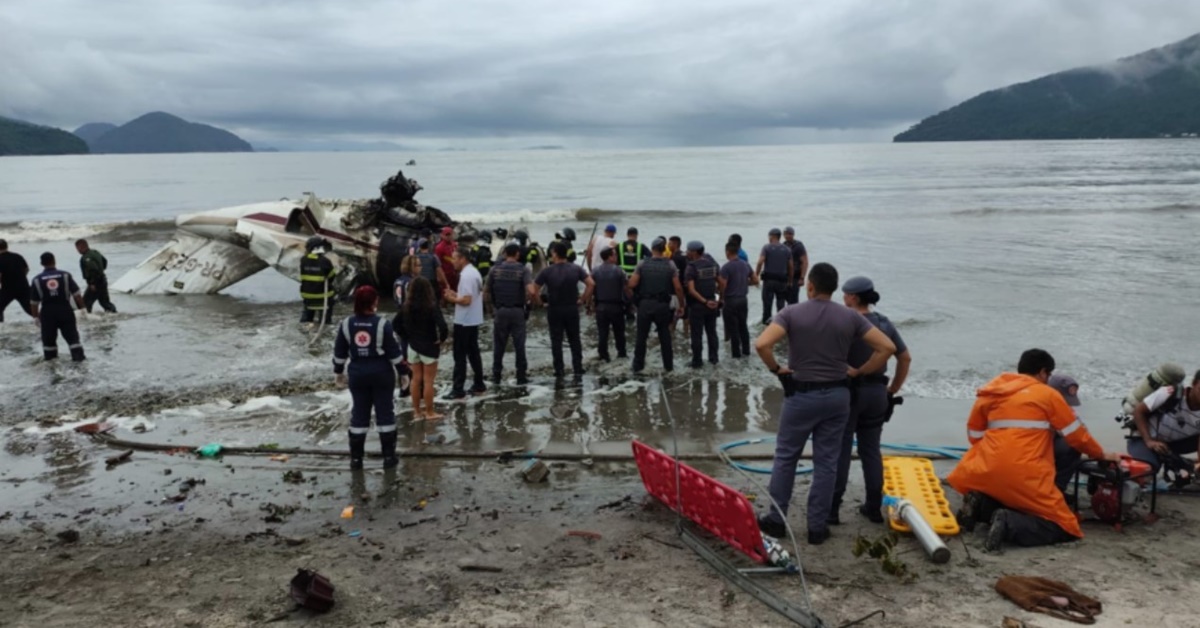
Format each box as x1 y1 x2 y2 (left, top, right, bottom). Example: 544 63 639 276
29 252 87 361
719 241 757 358
472 232 494 280
618 227 649 277
534 242 594 379
783 226 808 305
754 263 895 545
553 227 578 264
831 276 912 525
75 239 117 313
300 236 337 325
755 228 793 325
590 247 629 361
485 243 535 385
684 241 721 368
333 286 406 469
629 238 685 373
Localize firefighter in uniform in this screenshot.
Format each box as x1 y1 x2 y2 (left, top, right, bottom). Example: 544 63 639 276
484 243 535 385
514 229 541 268
553 227 578 264
589 246 629 361
472 232 494 280
29 252 87 361
618 227 649 276
628 238 685 372
333 286 406 470
684 241 721 367
300 236 337 325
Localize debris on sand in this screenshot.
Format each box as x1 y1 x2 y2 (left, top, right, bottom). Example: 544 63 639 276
520 459 551 483
56 530 80 544
282 470 304 484
261 503 299 524
105 450 133 468
566 530 602 541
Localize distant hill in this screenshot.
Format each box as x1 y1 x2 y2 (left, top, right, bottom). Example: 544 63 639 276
91 112 253 154
0 117 89 156
73 122 118 148
896 32 1200 142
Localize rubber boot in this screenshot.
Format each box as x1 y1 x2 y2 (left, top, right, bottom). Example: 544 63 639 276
348 431 367 470
380 431 399 469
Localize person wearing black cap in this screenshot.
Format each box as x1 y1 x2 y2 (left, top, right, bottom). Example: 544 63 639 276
0 239 35 324
29 252 88 361
1047 374 1085 495
755 228 793 326
629 238 686 373
535 241 595 379
589 246 629 361
618 227 649 277
754 263 896 545
782 226 808 305
831 276 912 524
484 243 536 385
684 241 721 367
719 241 758 358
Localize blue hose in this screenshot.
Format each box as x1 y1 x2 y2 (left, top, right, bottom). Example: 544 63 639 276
718 437 966 475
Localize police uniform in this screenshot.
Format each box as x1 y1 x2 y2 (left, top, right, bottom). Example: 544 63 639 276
591 261 628 361
30 269 86 361
685 248 720 367
535 262 590 378
759 241 791 325
632 257 677 372
487 259 532 383
300 252 336 324
333 314 404 469
619 239 648 276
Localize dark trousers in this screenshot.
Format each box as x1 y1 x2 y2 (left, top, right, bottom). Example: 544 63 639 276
300 303 334 324
765 387 851 533
348 365 396 434
83 275 117 313
632 300 673 372
1053 434 1082 493
834 383 888 515
40 307 85 361
722 296 750 358
595 303 626 359
785 281 802 305
761 279 787 324
969 492 1075 547
1 288 33 323
548 305 584 376
688 304 719 366
491 307 527 378
452 323 485 393
1127 436 1199 473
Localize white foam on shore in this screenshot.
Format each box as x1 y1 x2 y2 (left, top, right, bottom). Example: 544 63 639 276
452 208 583 225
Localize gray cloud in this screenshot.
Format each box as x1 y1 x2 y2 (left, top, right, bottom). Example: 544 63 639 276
3 0 1200 148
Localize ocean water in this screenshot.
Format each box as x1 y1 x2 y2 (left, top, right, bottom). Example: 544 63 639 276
1 141 1199 442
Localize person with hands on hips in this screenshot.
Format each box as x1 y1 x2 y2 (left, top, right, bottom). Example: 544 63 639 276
333 286 406 470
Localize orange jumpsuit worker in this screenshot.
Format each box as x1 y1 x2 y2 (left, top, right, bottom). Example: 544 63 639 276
947 348 1118 552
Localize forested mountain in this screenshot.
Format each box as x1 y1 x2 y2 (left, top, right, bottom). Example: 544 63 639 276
0 117 89 156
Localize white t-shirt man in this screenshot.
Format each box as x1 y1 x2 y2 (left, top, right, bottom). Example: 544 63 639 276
589 233 617 271
1144 385 1200 441
454 264 484 327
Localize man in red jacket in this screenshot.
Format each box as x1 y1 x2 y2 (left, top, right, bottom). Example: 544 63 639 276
434 226 459 291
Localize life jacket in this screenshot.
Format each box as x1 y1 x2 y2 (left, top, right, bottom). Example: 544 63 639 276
1145 386 1197 442
946 373 1104 539
619 240 645 275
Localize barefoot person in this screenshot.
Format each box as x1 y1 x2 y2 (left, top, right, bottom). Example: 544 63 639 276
394 277 448 420
333 286 405 469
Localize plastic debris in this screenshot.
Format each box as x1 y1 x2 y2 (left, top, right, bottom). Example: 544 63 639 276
340 506 355 519
348 530 362 538
75 422 115 435
196 443 223 458
269 454 290 463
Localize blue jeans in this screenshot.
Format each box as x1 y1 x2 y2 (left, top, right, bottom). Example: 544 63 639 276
765 387 851 533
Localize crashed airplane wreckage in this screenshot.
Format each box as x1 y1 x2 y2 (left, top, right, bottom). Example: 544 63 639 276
114 170 541 297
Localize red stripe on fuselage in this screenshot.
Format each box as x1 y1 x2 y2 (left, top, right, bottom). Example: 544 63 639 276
242 212 380 251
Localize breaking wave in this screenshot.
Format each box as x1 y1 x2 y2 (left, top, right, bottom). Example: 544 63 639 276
0 219 175 243
454 206 730 225
950 203 1200 218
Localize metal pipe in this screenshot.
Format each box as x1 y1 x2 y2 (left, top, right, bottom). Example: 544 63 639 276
883 496 951 564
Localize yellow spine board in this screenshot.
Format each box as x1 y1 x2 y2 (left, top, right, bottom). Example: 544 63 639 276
882 456 960 536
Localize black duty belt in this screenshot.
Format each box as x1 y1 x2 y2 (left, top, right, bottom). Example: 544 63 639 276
496 304 524 309
855 374 890 385
782 378 849 397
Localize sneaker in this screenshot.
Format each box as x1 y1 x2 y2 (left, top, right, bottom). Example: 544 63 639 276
984 509 1009 553
443 390 467 401
757 515 788 539
858 504 884 524
807 528 831 545
957 491 983 533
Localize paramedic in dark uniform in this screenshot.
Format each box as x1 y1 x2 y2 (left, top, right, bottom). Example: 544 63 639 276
485 243 536 385
628 238 685 373
684 240 721 367
535 242 595 379
754 263 895 545
29 252 88 361
0 239 35 323
755 228 793 325
590 247 629 361
333 286 405 470
300 236 337 325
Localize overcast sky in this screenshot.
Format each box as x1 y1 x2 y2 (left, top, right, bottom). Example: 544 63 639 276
4 0 1200 149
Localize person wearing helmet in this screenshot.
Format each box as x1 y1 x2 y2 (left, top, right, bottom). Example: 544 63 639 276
586 224 618 272
300 236 337 326
466 233 493 280
552 227 578 264
513 228 541 268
